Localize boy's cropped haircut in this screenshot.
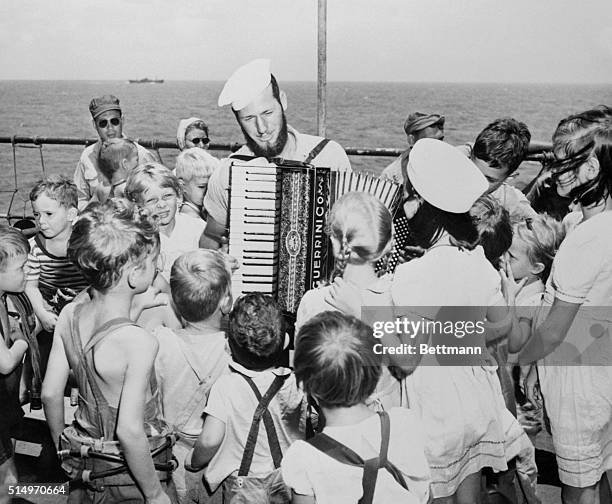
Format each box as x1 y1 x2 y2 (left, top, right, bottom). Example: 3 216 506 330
170 250 231 322
470 195 512 267
0 224 30 271
29 174 78 209
68 199 159 292
473 118 531 175
228 293 284 370
124 162 181 204
98 138 138 180
174 148 218 181
294 311 381 408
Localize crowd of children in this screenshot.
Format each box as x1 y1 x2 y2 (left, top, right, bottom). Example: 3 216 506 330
0 105 611 504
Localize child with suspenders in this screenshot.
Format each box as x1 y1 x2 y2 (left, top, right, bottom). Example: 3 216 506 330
188 293 305 504
282 311 432 504
153 250 233 503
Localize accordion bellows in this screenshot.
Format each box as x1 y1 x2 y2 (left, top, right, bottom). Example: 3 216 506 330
228 161 401 313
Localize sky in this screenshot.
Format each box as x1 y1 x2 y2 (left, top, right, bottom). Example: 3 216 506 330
1 0 611 83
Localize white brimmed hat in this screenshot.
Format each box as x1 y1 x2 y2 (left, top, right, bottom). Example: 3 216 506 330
407 138 487 213
218 59 272 111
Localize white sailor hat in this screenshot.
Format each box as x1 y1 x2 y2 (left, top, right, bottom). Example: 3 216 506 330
407 138 488 213
218 59 272 111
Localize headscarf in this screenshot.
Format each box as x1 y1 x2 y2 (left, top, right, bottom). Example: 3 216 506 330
176 117 208 150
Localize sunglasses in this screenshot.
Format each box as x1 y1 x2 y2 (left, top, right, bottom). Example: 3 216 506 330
190 137 210 146
97 117 121 128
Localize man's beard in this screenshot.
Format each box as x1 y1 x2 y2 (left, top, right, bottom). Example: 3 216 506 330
241 112 289 159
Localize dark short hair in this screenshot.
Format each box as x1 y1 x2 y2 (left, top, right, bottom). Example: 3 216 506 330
228 293 284 370
30 175 78 209
470 195 512 267
0 224 29 272
294 311 381 408
68 199 159 292
473 118 531 175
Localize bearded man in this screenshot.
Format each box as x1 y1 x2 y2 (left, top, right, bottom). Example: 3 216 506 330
201 59 351 249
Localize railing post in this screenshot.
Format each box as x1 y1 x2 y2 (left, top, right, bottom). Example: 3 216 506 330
317 0 327 138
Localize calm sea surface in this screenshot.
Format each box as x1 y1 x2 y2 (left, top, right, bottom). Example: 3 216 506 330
0 80 610 215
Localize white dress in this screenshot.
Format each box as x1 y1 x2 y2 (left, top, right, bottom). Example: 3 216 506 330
392 245 524 498
536 210 612 487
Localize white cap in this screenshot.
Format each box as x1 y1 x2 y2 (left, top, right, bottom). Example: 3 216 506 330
218 59 272 110
407 138 488 213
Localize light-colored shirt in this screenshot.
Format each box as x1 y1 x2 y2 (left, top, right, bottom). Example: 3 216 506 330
281 407 431 504
203 361 304 491
203 126 352 226
159 213 205 280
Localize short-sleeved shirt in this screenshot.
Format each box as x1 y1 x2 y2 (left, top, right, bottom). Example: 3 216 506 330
380 149 410 185
27 234 88 314
74 140 156 210
153 327 229 438
159 213 206 280
203 361 304 491
203 126 352 226
281 407 431 504
540 211 612 362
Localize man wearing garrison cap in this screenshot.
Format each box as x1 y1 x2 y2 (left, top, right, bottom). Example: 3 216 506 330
201 59 352 249
381 112 445 185
73 95 156 210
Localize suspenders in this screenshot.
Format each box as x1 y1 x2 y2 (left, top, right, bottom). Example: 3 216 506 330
306 411 409 504
230 138 331 166
235 372 290 476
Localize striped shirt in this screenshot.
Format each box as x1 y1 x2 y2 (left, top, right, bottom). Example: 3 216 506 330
27 234 89 314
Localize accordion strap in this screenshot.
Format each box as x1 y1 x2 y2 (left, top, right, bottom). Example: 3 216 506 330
304 139 330 164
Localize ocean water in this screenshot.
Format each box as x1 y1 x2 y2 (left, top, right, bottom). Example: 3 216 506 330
0 80 610 216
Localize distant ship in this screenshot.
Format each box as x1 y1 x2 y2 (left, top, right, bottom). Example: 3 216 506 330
128 77 164 84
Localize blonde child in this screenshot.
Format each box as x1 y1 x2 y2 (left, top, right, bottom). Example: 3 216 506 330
41 199 176 504
125 162 204 280
0 225 30 496
153 250 232 503
174 147 219 221
295 191 403 409
282 311 431 504
189 293 304 504
25 176 88 378
97 138 140 200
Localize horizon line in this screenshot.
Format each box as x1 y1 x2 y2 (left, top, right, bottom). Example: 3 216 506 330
1 78 611 86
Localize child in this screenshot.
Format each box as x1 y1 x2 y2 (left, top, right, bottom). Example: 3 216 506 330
153 250 232 503
295 191 402 409
506 111 612 501
41 199 176 504
189 293 304 504
25 176 88 378
470 194 513 269
0 225 30 496
174 147 219 220
282 311 431 504
97 137 140 200
125 162 204 280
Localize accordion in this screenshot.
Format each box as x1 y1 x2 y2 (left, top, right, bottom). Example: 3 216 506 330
228 159 401 313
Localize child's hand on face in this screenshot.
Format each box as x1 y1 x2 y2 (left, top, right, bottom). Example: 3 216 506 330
39 310 59 332
325 278 362 318
499 253 528 305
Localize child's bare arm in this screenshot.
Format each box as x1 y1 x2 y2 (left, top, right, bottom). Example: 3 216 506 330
25 280 58 331
190 415 225 470
0 327 28 374
115 330 169 503
41 331 70 448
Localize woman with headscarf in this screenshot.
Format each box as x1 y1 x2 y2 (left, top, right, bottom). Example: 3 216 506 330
176 118 210 151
